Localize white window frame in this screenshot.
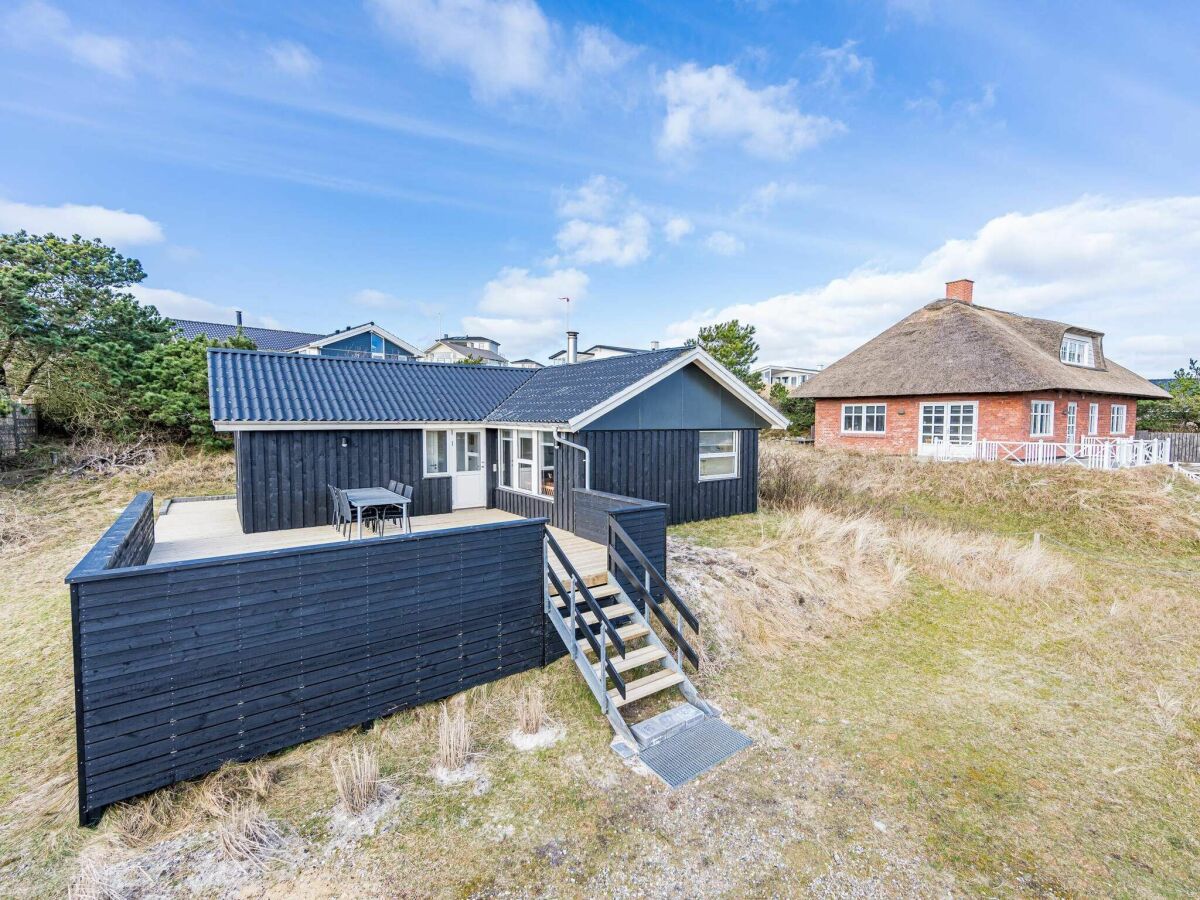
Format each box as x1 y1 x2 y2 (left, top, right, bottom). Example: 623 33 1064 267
498 428 556 499
370 332 385 359
1060 335 1094 367
423 429 450 477
1088 402 1099 435
841 403 887 435
1110 403 1127 435
1030 400 1055 438
698 430 739 482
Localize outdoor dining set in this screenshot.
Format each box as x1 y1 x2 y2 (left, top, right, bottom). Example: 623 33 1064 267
327 481 413 540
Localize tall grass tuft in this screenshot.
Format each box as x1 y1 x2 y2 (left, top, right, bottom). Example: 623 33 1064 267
331 746 381 815
516 685 546 735
438 696 471 772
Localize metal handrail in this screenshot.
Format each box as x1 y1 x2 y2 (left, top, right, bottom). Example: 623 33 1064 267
607 518 701 670
544 530 627 697
608 519 700 630
608 549 700 670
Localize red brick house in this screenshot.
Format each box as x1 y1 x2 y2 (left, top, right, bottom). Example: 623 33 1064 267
796 280 1170 457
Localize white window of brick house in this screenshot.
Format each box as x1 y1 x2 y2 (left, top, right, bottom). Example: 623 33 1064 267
1088 402 1099 435
1060 334 1095 367
1110 403 1127 434
841 403 886 434
1030 400 1054 437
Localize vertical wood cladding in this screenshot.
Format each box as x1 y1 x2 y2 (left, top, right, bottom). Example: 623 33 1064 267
67 508 547 826
566 429 759 526
235 430 452 533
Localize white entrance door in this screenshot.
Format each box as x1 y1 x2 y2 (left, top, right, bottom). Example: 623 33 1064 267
451 430 485 509
1065 402 1077 448
918 402 978 457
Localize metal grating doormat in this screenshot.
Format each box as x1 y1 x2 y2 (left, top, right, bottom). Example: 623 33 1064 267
638 717 752 788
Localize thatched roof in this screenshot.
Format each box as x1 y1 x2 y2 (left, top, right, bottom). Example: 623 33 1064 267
795 299 1170 400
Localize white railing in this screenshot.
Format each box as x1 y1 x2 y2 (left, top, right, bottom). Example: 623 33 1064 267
932 437 1171 469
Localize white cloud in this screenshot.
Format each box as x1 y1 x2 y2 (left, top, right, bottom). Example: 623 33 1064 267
464 266 588 357
557 175 623 220
815 40 874 92
736 180 810 217
658 63 844 160
664 216 694 243
666 196 1200 377
130 286 281 329
556 214 651 267
704 231 745 256
2 2 131 77
0 199 164 244
352 288 402 308
907 80 998 120
367 0 634 101
267 40 319 78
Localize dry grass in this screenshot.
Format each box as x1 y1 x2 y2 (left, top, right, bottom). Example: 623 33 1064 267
670 501 1072 671
104 762 276 850
437 696 471 772
515 685 547 735
215 803 286 871
759 442 1200 548
331 746 381 815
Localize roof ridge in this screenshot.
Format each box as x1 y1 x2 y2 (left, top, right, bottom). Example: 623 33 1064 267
205 346 534 373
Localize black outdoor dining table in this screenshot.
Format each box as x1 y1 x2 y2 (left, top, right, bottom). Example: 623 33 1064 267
343 487 410 539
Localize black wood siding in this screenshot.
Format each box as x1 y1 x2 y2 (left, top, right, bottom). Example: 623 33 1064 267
562 429 759 526
235 430 452 533
67 500 547 826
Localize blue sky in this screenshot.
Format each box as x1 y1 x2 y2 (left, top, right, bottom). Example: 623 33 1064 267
1 0 1198 373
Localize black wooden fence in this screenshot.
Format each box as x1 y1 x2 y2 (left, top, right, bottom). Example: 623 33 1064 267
67 497 547 826
1136 430 1200 463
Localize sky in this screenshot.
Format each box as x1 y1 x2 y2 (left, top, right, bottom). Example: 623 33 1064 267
1 0 1198 375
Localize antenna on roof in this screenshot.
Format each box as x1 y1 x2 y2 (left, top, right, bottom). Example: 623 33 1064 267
560 297 571 333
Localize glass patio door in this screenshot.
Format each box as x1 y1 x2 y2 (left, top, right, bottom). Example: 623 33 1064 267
451 430 485 509
918 402 977 457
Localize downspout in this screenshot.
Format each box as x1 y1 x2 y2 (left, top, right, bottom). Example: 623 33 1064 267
554 430 590 491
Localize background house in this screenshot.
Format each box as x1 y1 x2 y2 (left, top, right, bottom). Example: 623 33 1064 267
546 330 660 365
796 279 1170 456
208 342 786 533
755 363 821 392
172 314 421 360
422 335 510 365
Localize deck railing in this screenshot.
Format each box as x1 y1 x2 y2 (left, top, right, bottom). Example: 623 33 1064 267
933 437 1171 469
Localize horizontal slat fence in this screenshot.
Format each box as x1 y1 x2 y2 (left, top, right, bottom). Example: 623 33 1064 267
1136 430 1200 463
67 498 547 825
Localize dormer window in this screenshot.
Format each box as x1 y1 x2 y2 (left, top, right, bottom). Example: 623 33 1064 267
1060 334 1094 367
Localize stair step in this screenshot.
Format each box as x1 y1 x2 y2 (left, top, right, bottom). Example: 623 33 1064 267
570 603 635 627
578 623 649 654
592 644 668 675
552 581 620 603
608 669 686 708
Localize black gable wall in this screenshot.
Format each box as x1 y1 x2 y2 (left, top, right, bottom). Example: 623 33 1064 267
562 428 759 526
582 364 772 431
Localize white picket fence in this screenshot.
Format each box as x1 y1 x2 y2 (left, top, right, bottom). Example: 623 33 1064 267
932 436 1171 469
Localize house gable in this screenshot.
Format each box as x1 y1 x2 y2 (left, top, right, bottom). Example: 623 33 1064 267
318 330 415 359
582 363 775 431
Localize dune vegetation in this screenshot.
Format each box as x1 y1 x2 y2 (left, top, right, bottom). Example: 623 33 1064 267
2 442 1199 897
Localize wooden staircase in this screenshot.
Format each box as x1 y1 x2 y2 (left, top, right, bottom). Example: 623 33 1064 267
544 525 716 757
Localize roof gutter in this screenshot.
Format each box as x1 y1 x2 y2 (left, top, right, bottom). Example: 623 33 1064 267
554 430 590 490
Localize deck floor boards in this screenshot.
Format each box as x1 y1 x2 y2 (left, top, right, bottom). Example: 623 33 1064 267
147 499 607 585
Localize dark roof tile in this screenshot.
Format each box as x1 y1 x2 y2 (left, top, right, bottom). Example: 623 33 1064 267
172 319 325 352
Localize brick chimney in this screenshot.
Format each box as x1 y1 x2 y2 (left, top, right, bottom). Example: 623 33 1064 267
946 279 974 303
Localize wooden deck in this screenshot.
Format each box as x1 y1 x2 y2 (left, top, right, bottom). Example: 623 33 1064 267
147 498 608 586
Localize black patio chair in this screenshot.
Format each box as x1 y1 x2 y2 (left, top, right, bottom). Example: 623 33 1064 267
327 484 344 532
